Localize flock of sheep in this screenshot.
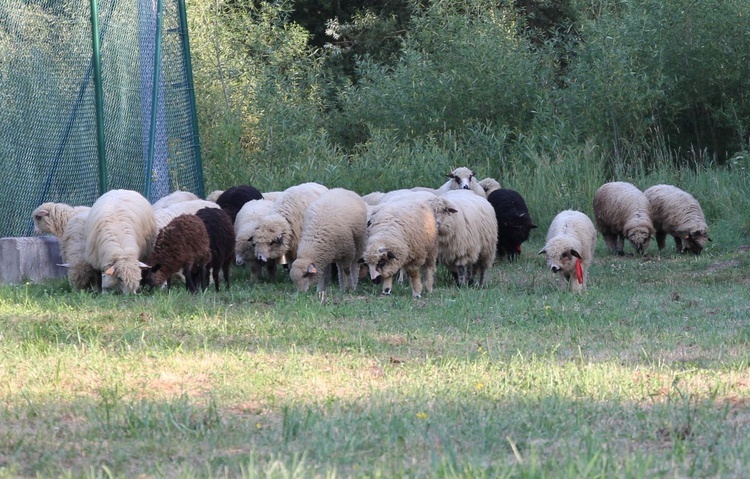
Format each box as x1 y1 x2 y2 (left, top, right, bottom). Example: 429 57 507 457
30 167 709 297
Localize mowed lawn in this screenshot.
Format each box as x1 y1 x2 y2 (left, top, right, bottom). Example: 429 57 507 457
1 237 750 478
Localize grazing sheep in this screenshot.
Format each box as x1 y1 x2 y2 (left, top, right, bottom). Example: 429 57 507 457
215 185 263 223
428 190 497 286
154 199 221 230
141 214 211 293
486 189 537 261
539 210 597 293
151 190 200 210
361 199 438 298
31 202 90 237
436 167 486 197
84 189 157 294
289 188 368 297
58 209 98 291
206 190 224 202
253 182 329 266
234 199 278 280
593 182 655 255
195 207 236 291
644 184 710 255
478 178 501 196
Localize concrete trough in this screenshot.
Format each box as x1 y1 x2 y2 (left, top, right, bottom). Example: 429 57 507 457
0 236 66 285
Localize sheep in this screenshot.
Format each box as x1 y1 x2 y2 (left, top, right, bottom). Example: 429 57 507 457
427 190 498 287
151 190 200 210
195 207 236 291
253 182 329 267
31 202 90 237
593 181 655 255
83 189 157 294
478 178 501 196
379 189 437 205
538 210 597 293
205 190 224 202
58 209 98 291
215 185 263 223
360 199 438 298
289 188 368 297
233 199 278 280
486 188 537 261
436 167 486 197
644 184 710 255
154 199 221 230
141 214 211 293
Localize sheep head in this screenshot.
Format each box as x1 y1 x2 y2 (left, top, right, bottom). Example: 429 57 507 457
682 229 711 255
253 215 292 262
446 167 476 190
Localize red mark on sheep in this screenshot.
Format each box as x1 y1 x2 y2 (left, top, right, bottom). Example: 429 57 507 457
575 258 583 284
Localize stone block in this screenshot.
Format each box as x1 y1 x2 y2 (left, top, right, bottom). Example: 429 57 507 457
0 236 66 284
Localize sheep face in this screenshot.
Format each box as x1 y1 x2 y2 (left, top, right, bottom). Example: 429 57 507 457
236 234 255 266
290 260 319 293
446 167 475 190
31 206 51 235
680 230 710 255
362 246 399 293
540 248 581 280
253 219 292 263
140 264 168 289
626 226 652 254
103 260 149 294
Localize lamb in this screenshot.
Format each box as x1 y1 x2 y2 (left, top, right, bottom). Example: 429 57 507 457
360 199 438 298
436 167 486 197
195 207 236 291
151 190 200 210
478 178 501 196
234 199 278 280
215 185 264 223
83 189 157 294
31 202 90 237
154 199 221 230
428 190 497 286
58 209 98 291
289 188 368 297
538 210 597 293
253 182 329 266
141 214 211 293
644 184 710 255
486 188 537 261
593 181 655 255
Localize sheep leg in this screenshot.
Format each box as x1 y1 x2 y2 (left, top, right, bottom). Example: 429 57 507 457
455 264 467 287
381 276 394 295
212 266 221 292
673 235 684 253
317 264 331 297
183 264 197 294
222 259 231 290
423 258 436 293
602 234 618 255
656 231 667 250
407 267 423 298
615 235 625 255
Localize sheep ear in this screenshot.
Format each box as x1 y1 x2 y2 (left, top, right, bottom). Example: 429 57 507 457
139 261 150 269
36 210 49 218
570 249 582 259
357 257 365 264
57 263 70 268
307 264 317 274
708 237 713 242
150 264 161 273
538 249 546 255
248 236 253 243
104 266 115 276
387 251 397 260
448 207 458 214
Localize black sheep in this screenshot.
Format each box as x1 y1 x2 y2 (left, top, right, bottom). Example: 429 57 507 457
215 185 263 223
486 189 537 261
195 207 236 291
141 214 211 294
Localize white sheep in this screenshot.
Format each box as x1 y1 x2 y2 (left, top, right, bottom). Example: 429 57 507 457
58 209 98 291
539 210 597 293
289 188 368 297
428 190 497 286
253 182 329 266
234 198 277 279
644 184 710 255
478 177 501 196
151 190 200 210
83 189 157 294
361 199 438 298
154 199 221 230
593 181 655 255
436 167 486 197
31 202 90 237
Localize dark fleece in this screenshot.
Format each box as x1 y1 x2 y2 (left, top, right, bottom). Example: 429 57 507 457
215 185 263 223
486 189 536 261
195 207 236 291
142 214 211 293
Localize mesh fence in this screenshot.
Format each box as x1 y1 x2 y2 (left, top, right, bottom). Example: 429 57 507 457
0 0 203 238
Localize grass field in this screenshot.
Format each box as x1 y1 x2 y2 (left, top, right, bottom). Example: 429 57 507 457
1 235 750 478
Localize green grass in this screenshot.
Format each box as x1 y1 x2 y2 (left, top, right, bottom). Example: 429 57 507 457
1 239 750 478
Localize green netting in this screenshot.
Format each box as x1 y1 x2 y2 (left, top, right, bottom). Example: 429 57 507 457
0 0 203 237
